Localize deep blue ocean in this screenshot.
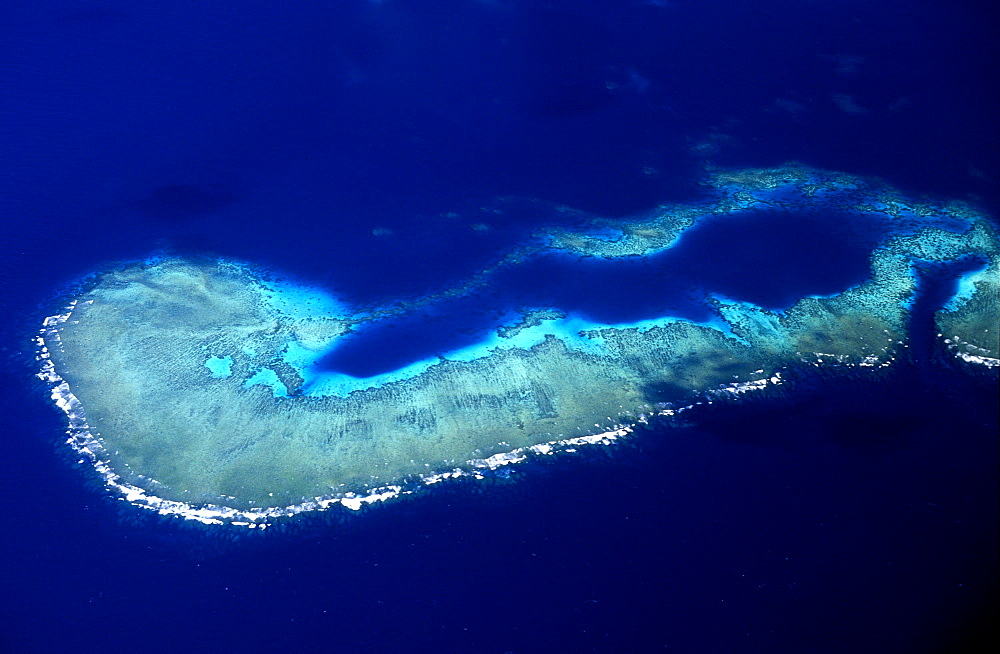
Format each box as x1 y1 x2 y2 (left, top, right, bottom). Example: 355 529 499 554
1 2 997 652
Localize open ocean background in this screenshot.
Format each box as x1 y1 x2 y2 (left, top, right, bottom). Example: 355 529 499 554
1 1 996 652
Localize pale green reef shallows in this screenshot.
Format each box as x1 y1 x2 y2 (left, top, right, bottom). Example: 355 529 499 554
35 166 1000 527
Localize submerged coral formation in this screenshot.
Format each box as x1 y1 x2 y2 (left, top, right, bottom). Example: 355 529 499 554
35 167 999 526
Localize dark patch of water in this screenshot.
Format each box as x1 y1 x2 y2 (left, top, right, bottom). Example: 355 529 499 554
319 207 891 377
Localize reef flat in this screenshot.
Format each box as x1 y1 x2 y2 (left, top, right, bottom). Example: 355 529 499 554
35 167 999 526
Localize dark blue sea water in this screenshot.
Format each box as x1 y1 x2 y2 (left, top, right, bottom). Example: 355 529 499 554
2 1 997 652
321 206 887 377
